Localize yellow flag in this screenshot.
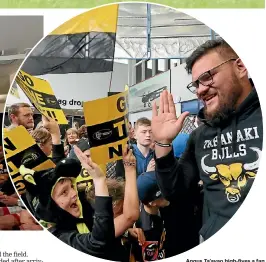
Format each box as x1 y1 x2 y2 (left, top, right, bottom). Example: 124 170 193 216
50 4 118 35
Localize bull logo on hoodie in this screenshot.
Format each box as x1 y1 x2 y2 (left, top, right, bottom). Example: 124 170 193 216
201 147 261 203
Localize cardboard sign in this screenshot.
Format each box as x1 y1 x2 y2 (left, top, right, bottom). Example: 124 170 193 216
83 91 129 165
15 70 68 124
4 126 55 194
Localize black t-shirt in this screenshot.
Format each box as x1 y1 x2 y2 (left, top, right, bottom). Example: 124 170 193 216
132 204 166 261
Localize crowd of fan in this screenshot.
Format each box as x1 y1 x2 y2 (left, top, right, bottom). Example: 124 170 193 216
0 38 262 261
1 95 201 260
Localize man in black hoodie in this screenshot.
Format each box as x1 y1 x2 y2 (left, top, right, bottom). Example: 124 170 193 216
152 38 262 245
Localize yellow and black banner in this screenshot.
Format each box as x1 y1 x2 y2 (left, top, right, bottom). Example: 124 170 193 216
83 91 129 165
3 126 55 194
16 70 68 124
22 4 118 75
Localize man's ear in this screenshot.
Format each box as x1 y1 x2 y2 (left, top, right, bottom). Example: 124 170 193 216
235 58 248 79
9 113 16 122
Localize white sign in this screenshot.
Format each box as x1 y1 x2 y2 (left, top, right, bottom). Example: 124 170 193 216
129 70 170 113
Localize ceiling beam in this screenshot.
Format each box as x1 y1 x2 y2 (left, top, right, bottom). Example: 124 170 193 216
0 54 25 61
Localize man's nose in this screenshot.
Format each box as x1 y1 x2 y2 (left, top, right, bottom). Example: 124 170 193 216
196 83 210 97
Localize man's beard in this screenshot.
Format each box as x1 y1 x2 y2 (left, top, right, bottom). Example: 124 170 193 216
18 120 34 130
204 77 242 122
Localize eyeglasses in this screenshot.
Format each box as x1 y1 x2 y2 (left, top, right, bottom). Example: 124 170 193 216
187 58 238 94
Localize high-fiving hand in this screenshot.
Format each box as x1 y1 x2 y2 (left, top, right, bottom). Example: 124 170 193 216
152 90 189 144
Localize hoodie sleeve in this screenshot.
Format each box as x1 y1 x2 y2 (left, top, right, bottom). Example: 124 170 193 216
155 131 200 201
52 144 65 164
51 196 115 258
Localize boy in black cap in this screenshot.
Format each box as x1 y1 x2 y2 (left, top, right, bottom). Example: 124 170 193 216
130 171 169 261
20 146 116 260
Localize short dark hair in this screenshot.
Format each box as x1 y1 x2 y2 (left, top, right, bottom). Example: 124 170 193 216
185 38 238 74
8 103 31 121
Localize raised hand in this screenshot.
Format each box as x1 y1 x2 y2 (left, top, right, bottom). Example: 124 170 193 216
74 146 105 180
122 145 136 172
42 115 60 135
42 115 61 145
152 90 189 144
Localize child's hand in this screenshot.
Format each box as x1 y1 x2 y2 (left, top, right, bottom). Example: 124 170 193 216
123 145 136 171
128 228 146 245
74 146 105 181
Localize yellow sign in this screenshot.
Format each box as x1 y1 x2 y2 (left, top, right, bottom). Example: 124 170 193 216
83 91 129 165
4 126 55 194
76 167 93 192
75 163 106 192
15 70 68 124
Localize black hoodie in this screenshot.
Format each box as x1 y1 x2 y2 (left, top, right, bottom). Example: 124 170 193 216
156 88 262 241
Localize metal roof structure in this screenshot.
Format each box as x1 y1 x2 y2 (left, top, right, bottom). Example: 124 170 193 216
2 5 218 113
115 3 218 59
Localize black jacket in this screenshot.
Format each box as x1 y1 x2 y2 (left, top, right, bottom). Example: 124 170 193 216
49 196 116 260
21 143 65 216
51 144 65 164
156 88 262 241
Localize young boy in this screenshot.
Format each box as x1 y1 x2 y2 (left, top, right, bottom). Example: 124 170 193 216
132 118 154 177
19 147 116 260
130 171 170 261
